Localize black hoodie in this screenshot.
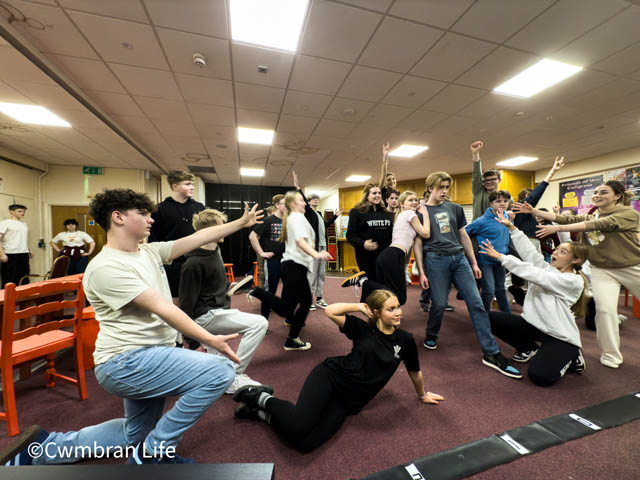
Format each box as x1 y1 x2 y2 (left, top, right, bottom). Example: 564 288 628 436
179 247 230 319
346 206 393 253
149 197 205 260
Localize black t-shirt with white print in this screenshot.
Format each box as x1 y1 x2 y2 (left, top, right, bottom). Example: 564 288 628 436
323 314 419 412
252 214 285 259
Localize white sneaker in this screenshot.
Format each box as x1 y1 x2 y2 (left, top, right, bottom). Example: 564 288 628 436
227 276 254 296
225 373 261 395
618 314 627 325
405 270 412 284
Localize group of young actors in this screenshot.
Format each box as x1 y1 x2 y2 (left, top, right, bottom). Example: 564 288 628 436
1 139 639 465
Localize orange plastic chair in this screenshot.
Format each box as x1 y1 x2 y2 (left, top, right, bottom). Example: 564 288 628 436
81 306 99 370
224 263 235 283
0 279 88 436
253 261 259 287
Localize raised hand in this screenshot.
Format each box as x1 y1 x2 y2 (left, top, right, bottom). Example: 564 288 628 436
479 239 501 260
421 391 445 404
292 170 300 190
494 208 513 228
512 201 534 214
552 155 565 172
470 140 484 153
241 202 264 227
382 142 391 159
358 302 373 318
335 208 344 217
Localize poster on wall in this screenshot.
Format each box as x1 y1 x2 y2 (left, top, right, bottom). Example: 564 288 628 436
624 167 640 212
558 174 603 214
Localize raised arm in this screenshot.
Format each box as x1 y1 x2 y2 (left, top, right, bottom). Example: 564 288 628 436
543 156 565 183
378 142 391 188
170 203 263 261
325 302 372 329
512 201 557 222
471 141 484 196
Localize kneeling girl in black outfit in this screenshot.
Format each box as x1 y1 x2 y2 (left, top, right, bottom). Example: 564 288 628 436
232 289 444 452
479 213 588 387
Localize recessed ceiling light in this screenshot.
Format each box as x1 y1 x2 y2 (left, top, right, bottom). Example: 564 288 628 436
345 175 371 182
230 0 309 52
240 167 265 177
238 127 274 145
388 144 429 158
496 156 538 167
0 102 71 127
494 59 582 98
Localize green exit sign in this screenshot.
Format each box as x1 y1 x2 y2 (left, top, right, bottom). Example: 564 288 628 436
83 166 103 175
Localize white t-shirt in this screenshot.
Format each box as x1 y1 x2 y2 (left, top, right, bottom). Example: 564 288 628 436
0 219 29 254
282 212 315 272
83 241 177 365
52 230 94 247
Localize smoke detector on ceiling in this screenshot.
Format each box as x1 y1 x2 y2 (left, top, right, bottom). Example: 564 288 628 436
193 53 207 68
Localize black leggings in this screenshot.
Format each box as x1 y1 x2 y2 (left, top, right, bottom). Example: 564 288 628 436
251 260 311 338
355 249 380 282
361 246 407 305
266 363 352 453
489 312 579 387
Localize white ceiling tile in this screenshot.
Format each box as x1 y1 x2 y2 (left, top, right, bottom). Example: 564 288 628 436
381 76 447 108
396 109 449 131
337 0 393 12
358 17 442 73
313 119 356 138
152 119 198 138
144 0 228 38
455 92 519 118
277 115 319 136
236 109 278 129
592 43 640 76
410 33 495 82
299 1 382 63
323 97 375 123
455 47 539 90
349 123 390 141
289 55 351 96
553 7 640 66
421 84 486 113
452 0 555 43
188 103 235 127
46 54 125 93
338 66 402 102
362 104 414 127
10 1 99 59
85 90 145 116
389 0 474 29
282 91 332 118
563 78 640 111
429 115 480 136
174 73 233 107
156 28 231 80
110 64 182 99
234 83 285 113
506 0 629 56
58 0 149 23
0 48 56 86
4 82 84 110
51 109 106 128
111 114 159 136
232 44 294 89
134 96 192 121
68 11 168 70
0 80 31 103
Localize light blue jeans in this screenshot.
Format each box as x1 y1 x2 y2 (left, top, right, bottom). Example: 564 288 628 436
424 252 500 355
35 346 235 464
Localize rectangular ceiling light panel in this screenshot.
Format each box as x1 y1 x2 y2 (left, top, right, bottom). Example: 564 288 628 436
238 127 275 145
230 0 309 52
0 102 71 127
388 144 429 158
496 156 538 167
240 167 265 176
493 59 582 98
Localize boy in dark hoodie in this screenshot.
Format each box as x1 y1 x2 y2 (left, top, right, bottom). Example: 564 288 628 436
179 209 268 395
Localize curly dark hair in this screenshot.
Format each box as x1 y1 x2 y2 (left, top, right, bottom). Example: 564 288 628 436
89 189 155 231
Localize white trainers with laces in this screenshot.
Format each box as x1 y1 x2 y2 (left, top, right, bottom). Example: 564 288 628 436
225 373 261 395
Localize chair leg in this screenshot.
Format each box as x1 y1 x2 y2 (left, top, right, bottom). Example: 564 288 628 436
2 364 20 436
45 353 56 388
74 342 88 401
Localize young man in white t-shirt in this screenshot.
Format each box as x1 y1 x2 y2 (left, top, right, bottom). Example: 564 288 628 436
50 218 96 275
1 188 263 466
0 204 33 288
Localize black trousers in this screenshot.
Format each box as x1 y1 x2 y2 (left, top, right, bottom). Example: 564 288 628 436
489 312 579 387
361 246 407 305
251 260 311 339
354 248 380 282
1 253 30 287
266 363 352 453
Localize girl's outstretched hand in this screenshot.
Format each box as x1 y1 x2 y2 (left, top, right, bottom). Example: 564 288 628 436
479 239 501 260
421 392 445 404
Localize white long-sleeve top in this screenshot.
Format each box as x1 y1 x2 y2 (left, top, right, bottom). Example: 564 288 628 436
499 229 584 348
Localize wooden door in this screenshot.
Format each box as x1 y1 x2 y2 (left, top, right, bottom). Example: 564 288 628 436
50 206 106 262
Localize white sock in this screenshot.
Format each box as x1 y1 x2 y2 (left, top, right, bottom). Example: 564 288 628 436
257 392 272 409
257 410 271 423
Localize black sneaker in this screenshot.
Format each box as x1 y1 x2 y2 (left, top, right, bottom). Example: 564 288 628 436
569 350 586 374
423 338 437 350
341 271 367 287
309 304 316 311
232 384 275 406
444 303 455 311
482 353 523 379
283 336 311 351
1 425 48 466
512 349 538 363
127 442 196 464
234 403 262 421
227 275 254 296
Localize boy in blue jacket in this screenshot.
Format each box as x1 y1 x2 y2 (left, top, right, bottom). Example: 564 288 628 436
466 190 512 314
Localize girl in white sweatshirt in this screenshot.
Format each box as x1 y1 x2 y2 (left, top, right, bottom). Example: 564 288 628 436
479 213 588 387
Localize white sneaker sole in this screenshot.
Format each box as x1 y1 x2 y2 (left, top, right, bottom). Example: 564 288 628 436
283 343 311 351
227 276 254 296
482 358 523 379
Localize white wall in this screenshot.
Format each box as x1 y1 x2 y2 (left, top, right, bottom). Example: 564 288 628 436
317 191 341 235
534 146 640 211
